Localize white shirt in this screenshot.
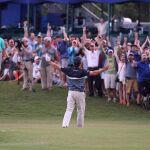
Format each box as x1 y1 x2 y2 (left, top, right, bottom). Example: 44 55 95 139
84 48 100 68
12 52 21 63
95 21 108 36
118 62 126 83
28 39 37 51
81 56 88 70
33 62 41 79
3 68 9 76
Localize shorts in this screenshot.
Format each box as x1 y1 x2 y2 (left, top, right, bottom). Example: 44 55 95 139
104 73 116 89
119 77 126 85
61 58 68 68
126 78 138 94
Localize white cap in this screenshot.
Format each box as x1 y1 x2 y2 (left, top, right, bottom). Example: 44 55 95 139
34 56 40 61
22 37 28 42
108 49 113 53
44 37 51 42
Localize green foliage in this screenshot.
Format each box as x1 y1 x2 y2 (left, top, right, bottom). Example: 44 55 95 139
114 3 150 21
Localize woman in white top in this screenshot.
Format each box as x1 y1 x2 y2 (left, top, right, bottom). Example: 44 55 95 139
115 52 126 105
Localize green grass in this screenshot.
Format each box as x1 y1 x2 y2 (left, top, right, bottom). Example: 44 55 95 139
0 82 150 150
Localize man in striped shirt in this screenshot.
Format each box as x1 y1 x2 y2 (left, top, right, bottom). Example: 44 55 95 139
50 56 108 128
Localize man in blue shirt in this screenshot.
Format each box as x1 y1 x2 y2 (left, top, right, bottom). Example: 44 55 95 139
50 56 108 128
133 53 150 99
56 28 69 86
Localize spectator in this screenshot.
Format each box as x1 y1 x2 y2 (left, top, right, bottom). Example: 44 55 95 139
0 58 10 81
115 52 126 105
103 48 117 102
95 18 108 37
125 52 138 106
132 53 150 102
56 27 69 86
21 36 34 91
0 37 5 72
68 40 79 67
40 36 57 91
34 32 44 57
33 56 41 83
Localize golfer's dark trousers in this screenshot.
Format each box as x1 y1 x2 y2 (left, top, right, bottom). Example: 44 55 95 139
88 67 103 97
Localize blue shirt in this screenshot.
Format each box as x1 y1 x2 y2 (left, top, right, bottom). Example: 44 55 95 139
61 67 89 92
57 40 68 59
68 47 76 66
0 37 5 52
137 60 150 83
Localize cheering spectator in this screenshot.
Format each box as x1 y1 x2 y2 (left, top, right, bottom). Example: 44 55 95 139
33 56 41 83
0 37 5 72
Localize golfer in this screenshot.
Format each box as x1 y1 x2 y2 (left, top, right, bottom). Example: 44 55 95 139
49 56 109 128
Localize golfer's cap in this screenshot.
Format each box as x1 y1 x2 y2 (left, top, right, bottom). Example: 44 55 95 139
34 56 40 61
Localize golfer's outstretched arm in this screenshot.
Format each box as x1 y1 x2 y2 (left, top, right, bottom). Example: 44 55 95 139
89 66 109 76
49 61 61 70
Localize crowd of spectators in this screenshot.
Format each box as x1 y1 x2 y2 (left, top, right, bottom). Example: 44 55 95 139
0 19 150 107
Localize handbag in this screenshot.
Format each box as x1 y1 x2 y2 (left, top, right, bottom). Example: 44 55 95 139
115 75 120 82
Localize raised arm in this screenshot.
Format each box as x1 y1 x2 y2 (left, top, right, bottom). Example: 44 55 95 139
123 37 128 48
23 21 28 38
134 32 140 46
61 27 69 41
82 26 87 44
140 36 149 53
46 23 52 37
114 47 120 63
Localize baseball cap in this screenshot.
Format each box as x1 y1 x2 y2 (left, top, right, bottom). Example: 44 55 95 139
37 32 42 38
34 56 40 61
128 52 134 56
44 37 51 42
107 47 114 53
108 49 113 53
127 43 132 46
